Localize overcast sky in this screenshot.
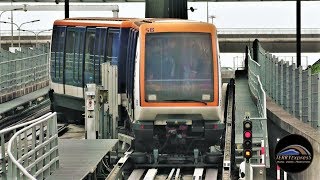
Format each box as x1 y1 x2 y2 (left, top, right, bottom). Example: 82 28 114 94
0 1 319 32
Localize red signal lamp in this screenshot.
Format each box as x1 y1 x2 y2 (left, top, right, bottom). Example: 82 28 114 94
244 131 252 139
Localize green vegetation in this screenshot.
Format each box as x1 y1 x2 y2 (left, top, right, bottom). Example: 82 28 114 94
311 61 320 74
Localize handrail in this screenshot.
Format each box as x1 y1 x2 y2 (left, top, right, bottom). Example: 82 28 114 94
0 113 52 135
256 76 267 119
4 112 59 179
248 52 267 118
0 113 52 179
247 47 269 168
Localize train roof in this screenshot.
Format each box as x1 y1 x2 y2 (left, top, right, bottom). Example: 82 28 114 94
53 17 216 29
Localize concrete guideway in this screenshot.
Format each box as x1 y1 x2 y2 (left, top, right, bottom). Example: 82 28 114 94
234 73 268 167
0 87 49 115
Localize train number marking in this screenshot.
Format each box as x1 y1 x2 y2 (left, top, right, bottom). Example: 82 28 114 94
146 28 154 32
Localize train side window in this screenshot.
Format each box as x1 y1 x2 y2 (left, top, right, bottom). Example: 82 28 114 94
106 29 120 65
65 28 76 86
64 27 85 87
93 28 107 84
50 28 58 82
129 30 138 100
50 26 66 83
84 28 96 84
126 29 133 97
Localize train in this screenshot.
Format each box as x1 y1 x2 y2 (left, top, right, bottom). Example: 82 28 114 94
49 17 226 164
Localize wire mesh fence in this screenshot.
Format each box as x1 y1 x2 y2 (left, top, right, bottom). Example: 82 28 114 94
0 44 49 104
251 42 320 128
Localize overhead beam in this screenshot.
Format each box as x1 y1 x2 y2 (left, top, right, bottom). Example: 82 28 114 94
0 4 119 11
0 0 314 2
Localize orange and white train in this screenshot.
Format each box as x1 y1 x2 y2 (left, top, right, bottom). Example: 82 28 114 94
49 17 225 160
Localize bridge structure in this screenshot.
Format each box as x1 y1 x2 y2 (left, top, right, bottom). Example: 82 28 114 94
1 28 320 53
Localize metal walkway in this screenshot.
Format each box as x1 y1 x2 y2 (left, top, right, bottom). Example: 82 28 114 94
235 73 262 144
46 139 118 180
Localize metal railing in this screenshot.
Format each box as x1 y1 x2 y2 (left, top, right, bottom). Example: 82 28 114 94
0 44 50 103
0 112 55 179
1 112 59 180
248 61 267 119
247 48 270 169
0 30 52 37
230 54 309 71
253 41 320 128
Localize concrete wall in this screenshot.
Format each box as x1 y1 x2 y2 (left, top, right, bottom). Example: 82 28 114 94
267 97 320 180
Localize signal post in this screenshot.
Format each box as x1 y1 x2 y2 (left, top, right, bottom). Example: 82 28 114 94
243 114 252 180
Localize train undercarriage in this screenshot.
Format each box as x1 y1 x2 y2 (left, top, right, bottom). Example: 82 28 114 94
131 120 225 165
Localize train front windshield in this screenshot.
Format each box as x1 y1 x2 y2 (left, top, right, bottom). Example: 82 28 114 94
145 33 214 103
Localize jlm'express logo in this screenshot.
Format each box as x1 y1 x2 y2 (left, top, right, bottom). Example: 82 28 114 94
275 134 313 173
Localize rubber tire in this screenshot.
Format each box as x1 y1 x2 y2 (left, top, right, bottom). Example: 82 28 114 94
130 152 147 164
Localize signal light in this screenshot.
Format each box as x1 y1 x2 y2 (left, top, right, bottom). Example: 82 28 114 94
244 131 252 139
243 140 251 148
243 119 252 161
243 120 252 130
244 149 252 158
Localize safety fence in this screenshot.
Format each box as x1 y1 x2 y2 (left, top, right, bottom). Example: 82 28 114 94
0 44 50 104
247 48 270 169
0 112 58 180
253 41 320 128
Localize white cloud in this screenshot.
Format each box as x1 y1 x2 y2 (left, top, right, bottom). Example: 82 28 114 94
0 1 319 31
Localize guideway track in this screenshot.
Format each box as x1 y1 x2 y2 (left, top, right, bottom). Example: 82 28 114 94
107 153 220 180
128 167 219 180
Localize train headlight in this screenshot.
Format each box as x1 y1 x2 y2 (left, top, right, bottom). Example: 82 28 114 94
148 94 157 101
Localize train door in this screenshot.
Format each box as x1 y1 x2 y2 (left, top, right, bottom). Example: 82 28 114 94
106 28 120 64
83 28 108 88
83 28 96 88
64 27 86 98
93 28 108 84
126 28 138 110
